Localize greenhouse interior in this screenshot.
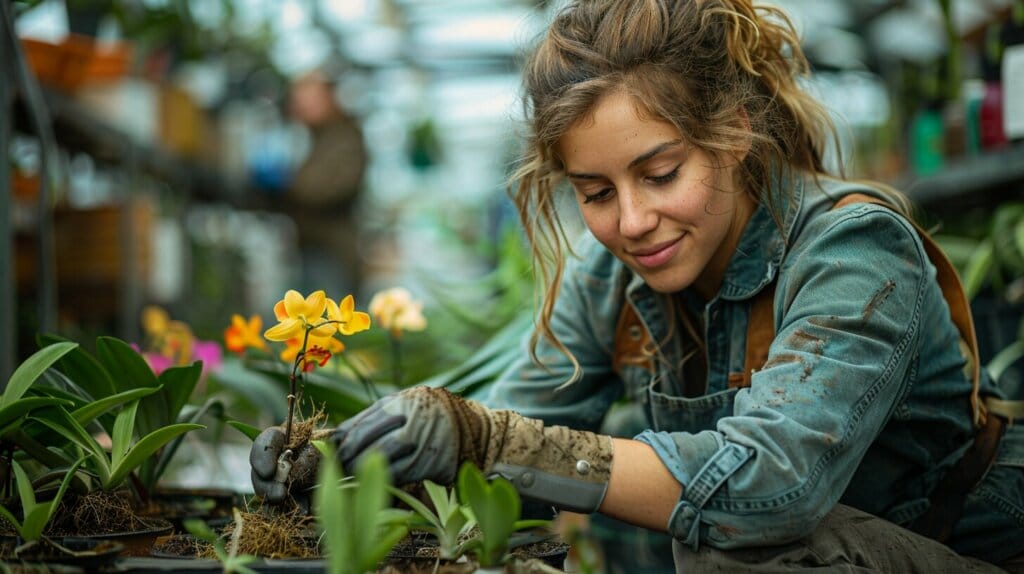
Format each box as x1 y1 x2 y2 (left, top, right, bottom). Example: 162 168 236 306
2 0 1024 572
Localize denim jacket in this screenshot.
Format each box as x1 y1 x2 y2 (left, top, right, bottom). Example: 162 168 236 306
482 174 1024 561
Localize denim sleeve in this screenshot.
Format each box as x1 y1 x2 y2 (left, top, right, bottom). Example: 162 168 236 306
636 206 928 549
481 243 625 432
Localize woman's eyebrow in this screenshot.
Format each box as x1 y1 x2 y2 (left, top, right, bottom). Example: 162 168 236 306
565 139 683 180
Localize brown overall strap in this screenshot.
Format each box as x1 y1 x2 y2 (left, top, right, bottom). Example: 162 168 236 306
741 193 987 427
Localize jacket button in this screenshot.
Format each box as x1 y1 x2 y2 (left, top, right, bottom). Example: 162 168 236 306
520 472 535 488
576 460 591 475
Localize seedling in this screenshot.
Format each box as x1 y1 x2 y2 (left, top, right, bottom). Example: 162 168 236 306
313 442 411 574
0 457 86 545
389 480 477 561
456 463 551 568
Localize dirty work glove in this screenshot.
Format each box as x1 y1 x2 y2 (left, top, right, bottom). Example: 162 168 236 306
330 386 614 513
250 426 331 505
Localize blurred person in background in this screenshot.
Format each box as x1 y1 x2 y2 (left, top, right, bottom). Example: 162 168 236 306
285 69 367 298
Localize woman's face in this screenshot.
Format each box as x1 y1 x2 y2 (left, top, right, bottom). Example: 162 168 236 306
557 90 756 298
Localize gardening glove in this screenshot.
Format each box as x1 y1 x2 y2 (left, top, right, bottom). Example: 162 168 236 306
330 386 614 514
250 426 330 505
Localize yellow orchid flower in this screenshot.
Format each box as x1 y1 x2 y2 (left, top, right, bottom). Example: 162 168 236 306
326 294 372 336
141 306 170 337
280 334 344 371
368 287 427 338
264 290 336 342
224 314 268 354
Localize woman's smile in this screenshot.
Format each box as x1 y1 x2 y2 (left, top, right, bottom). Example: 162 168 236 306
627 235 684 269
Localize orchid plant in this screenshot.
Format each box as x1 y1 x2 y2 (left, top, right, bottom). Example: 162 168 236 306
259 290 371 444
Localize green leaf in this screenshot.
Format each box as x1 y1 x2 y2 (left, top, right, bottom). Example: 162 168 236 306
21 455 88 541
0 505 24 538
0 397 73 431
71 387 159 427
315 442 351 574
34 408 111 486
987 340 1024 385
106 423 205 489
148 396 221 491
3 342 77 409
226 420 261 441
12 459 38 512
96 337 164 436
388 486 440 531
111 400 140 470
37 334 116 400
457 463 520 567
157 362 202 428
963 239 995 300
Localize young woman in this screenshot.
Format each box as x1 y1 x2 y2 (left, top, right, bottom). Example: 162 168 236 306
252 0 1024 570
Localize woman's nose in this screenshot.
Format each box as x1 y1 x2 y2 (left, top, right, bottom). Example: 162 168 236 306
618 188 657 239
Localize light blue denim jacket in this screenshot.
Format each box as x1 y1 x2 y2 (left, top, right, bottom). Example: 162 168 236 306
483 174 1024 562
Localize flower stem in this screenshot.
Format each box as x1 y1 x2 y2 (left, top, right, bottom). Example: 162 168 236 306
390 332 402 388
284 328 313 444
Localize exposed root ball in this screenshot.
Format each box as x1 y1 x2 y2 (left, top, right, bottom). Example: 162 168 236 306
203 506 319 560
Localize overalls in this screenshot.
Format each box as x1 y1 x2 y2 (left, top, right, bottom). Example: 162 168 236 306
482 175 1024 570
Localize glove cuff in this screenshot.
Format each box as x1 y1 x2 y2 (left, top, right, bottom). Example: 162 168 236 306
485 412 614 513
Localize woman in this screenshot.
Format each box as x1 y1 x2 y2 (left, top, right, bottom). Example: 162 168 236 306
252 0 1024 570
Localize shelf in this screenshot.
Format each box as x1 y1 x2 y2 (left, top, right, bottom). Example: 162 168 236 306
900 143 1024 211
13 87 268 208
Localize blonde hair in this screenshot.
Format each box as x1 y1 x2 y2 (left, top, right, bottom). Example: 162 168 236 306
512 0 906 380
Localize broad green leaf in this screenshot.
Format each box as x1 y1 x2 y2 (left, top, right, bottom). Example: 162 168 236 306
157 362 202 427
424 480 452 519
96 337 164 437
209 358 287 421
3 342 77 408
107 423 205 489
12 459 38 511
21 503 53 541
457 463 520 567
111 401 140 469
37 334 116 400
148 396 222 491
226 420 262 441
34 409 111 486
71 387 159 427
0 397 73 431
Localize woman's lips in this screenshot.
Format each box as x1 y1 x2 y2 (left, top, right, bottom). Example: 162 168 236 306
629 236 683 268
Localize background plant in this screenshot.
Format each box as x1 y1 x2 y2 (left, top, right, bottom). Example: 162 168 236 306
0 457 85 547
33 335 219 498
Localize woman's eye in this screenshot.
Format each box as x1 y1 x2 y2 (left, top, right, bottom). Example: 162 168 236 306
581 188 610 203
648 165 680 185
